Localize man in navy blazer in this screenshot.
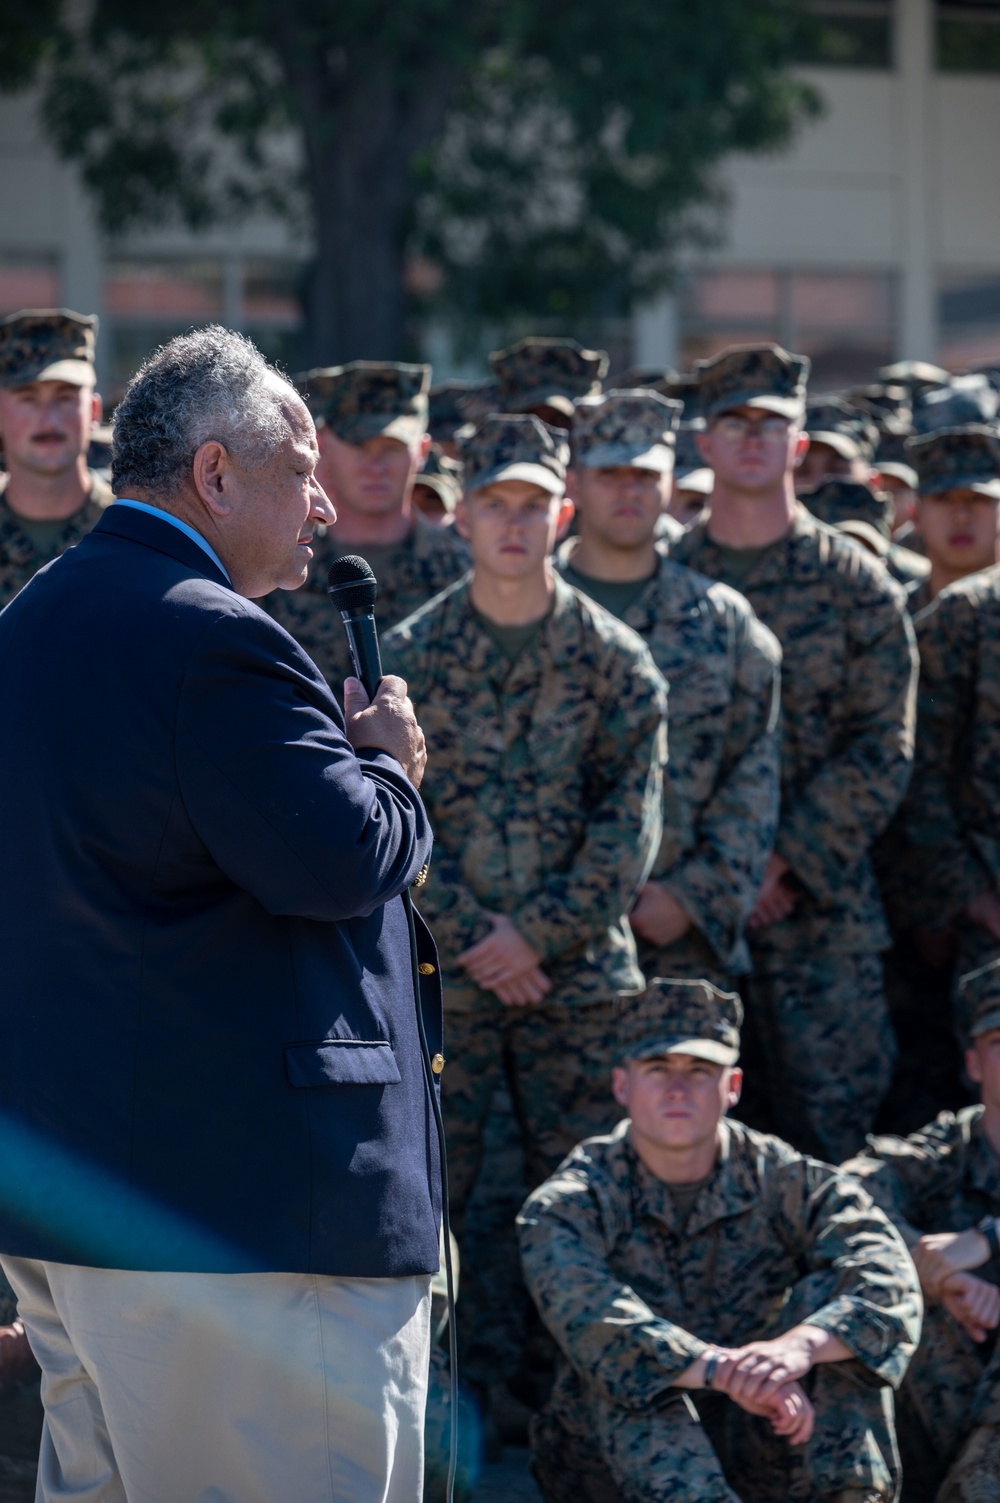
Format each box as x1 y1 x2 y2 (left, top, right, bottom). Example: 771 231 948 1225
0 326 442 1502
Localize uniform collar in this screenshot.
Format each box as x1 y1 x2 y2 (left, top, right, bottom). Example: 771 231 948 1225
677 503 831 588
627 1120 760 1237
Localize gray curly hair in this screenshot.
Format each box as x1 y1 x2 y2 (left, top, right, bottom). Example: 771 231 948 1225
111 325 300 498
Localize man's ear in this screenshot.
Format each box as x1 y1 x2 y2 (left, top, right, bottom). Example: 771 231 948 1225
966 1045 983 1086
454 496 471 541
416 433 433 466
191 440 234 515
726 1066 743 1109
792 432 810 470
611 1064 630 1108
555 495 575 542
90 391 103 425
695 429 712 464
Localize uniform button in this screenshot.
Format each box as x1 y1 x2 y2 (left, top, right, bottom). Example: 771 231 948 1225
431 1053 446 1075
418 962 436 976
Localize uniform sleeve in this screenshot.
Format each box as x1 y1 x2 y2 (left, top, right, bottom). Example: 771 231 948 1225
776 570 918 906
176 609 433 921
518 1160 710 1409
840 1116 968 1250
892 593 992 924
659 611 781 966
775 1160 922 1387
512 646 667 964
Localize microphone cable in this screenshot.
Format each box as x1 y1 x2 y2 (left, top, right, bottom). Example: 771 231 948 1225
328 555 459 1503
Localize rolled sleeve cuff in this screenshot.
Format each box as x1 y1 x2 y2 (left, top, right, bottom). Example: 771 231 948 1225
803 1299 912 1388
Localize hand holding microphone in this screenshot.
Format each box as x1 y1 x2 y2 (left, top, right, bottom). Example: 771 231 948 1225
328 556 427 788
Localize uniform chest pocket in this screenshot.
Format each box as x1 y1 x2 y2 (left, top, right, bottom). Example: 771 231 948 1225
781 610 845 702
664 659 733 724
526 701 600 773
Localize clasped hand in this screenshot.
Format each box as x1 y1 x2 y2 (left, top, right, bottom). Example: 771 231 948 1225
458 913 550 1006
913 1227 1000 1341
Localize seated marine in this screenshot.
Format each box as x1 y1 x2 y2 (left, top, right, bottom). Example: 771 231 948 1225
518 978 921 1503
843 958 1000 1503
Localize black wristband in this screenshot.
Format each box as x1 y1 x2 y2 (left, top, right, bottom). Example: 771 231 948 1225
703 1351 719 1390
977 1215 1000 1262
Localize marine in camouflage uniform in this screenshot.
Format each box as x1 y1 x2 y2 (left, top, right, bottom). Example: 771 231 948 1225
670 344 919 1163
490 336 607 431
0 309 112 609
383 415 666 1387
875 426 1000 1131
842 960 1000 1502
518 979 921 1503
799 476 930 596
557 389 782 990
264 361 470 690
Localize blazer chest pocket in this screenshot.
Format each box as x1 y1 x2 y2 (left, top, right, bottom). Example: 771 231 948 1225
284 1039 402 1088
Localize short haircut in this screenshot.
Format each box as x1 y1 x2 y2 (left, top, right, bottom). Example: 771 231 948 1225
111 325 299 497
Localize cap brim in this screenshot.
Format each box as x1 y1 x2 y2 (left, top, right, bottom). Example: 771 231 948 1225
807 430 862 461
413 475 457 509
674 467 715 494
971 1006 1000 1039
878 462 919 488
707 392 804 421
508 393 577 418
630 1038 739 1066
2 357 95 388
919 477 1000 499
465 461 564 496
327 413 425 445
576 442 675 472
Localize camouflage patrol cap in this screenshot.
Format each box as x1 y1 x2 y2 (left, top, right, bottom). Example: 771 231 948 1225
800 477 893 539
572 389 682 472
878 360 951 396
456 380 501 426
296 360 430 444
459 414 568 497
0 308 98 388
616 366 678 392
907 428 1000 499
674 467 714 497
958 959 1000 1041
696 343 810 421
912 374 1000 436
489 337 608 418
805 395 879 463
428 380 479 444
414 443 463 511
849 382 913 438
617 977 742 1066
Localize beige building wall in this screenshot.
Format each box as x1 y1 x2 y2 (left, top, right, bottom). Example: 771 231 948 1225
2 0 1000 390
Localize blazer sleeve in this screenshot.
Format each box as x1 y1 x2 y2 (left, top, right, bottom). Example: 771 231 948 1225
174 606 433 921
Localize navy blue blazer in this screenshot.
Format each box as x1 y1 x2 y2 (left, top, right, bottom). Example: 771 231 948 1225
0 505 442 1276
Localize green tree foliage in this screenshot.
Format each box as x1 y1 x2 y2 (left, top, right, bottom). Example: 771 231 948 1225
6 0 821 361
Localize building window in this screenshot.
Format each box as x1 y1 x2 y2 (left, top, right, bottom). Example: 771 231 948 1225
937 1 1000 73
678 267 895 388
794 1 893 70
0 255 60 314
102 257 305 397
939 272 1000 369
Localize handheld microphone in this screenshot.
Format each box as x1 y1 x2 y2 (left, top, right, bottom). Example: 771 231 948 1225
326 556 382 698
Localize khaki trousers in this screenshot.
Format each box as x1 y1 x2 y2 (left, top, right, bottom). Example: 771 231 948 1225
1 1256 431 1503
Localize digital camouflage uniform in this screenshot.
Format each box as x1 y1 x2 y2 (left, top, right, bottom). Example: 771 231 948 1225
843 961 1000 1502
559 390 782 987
383 416 666 1387
0 474 113 609
519 981 921 1503
490 337 607 422
876 428 1000 1131
264 360 470 689
800 477 930 593
671 346 919 1163
883 428 1000 1006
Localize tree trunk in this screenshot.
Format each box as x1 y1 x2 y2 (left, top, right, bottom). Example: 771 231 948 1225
275 35 457 364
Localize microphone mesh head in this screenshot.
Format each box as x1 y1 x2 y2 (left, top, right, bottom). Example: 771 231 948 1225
327 555 378 611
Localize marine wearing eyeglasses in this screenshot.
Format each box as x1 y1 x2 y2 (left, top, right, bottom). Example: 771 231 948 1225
669 343 919 1163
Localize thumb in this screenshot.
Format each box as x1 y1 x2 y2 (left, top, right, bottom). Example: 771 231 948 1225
343 676 371 716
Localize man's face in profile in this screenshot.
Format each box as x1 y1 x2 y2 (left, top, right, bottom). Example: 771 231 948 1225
233 399 335 596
